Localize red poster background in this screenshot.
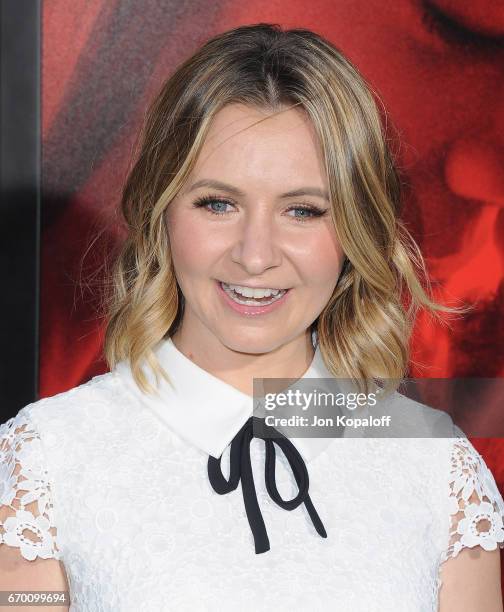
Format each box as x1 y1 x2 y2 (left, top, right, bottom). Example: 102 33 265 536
41 0 504 586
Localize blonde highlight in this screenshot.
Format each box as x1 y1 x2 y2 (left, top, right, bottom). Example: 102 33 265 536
96 23 472 396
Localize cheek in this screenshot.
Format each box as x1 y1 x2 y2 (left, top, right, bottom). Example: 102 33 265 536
295 231 345 288
168 213 221 277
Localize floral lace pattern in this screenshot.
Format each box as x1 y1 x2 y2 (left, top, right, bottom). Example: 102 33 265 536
1 374 504 611
0 409 60 561
442 437 504 561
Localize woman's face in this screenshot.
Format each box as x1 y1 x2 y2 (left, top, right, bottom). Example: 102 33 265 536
166 103 345 354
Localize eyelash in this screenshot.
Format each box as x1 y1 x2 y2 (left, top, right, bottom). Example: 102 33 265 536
192 194 328 223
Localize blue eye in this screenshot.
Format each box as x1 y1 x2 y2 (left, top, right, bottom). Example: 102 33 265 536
192 196 234 215
194 196 230 215
192 194 328 223
285 206 327 221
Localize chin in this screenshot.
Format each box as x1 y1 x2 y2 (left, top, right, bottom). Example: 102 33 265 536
216 332 276 355
219 329 297 356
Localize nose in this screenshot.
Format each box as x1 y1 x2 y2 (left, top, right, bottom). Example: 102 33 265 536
230 207 283 275
439 127 504 299
444 135 504 207
444 79 504 206
428 107 504 377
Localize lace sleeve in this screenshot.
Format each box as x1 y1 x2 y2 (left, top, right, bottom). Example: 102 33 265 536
441 436 504 562
0 407 61 561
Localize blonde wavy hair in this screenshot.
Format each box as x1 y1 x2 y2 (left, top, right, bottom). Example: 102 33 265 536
100 23 470 396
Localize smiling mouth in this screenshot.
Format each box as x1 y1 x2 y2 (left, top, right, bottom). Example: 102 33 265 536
218 280 291 291
217 280 290 305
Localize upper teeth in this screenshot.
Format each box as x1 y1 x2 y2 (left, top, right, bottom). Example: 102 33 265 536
222 283 285 298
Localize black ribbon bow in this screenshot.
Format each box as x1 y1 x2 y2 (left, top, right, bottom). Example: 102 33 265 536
207 415 327 554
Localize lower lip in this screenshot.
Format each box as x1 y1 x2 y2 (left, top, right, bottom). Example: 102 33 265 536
216 281 290 316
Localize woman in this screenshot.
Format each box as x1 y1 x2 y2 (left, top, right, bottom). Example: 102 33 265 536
1 23 503 612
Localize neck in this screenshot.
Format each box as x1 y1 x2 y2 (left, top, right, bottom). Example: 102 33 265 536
170 326 315 398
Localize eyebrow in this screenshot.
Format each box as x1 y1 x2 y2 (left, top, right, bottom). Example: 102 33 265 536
187 179 329 201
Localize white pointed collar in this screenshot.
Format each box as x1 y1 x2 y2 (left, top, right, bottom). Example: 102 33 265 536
114 335 364 462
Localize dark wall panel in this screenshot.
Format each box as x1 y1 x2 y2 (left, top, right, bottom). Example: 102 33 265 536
0 0 40 415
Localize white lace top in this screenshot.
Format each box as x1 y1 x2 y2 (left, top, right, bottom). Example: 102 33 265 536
1 337 503 611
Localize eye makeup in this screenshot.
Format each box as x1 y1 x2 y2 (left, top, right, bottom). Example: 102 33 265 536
191 194 329 224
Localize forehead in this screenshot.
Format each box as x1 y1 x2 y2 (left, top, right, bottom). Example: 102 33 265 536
189 103 327 187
